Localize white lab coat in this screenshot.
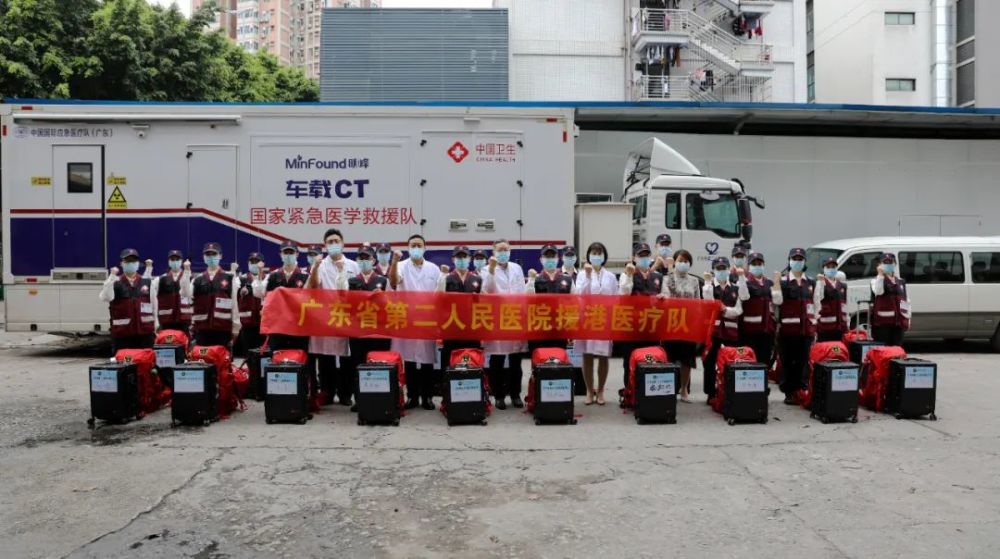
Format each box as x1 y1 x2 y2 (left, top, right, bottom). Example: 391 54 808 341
309 257 358 356
390 258 441 364
574 267 619 357
482 262 527 357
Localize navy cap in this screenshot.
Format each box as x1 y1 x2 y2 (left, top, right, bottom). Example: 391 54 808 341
656 233 672 245
562 245 577 256
748 251 765 263
731 244 749 257
452 245 471 257
375 242 392 252
202 242 221 254
166 250 183 259
541 244 559 255
788 247 807 259
473 250 488 259
357 246 375 259
633 242 652 255
120 248 139 260
248 252 264 262
880 252 896 263
279 240 297 252
712 256 730 269
822 257 838 267
307 245 321 255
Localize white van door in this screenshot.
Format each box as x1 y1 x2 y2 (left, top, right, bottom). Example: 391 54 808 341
52 145 105 269
898 250 970 338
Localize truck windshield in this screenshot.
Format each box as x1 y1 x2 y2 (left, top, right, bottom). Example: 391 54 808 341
806 248 843 274
685 193 739 238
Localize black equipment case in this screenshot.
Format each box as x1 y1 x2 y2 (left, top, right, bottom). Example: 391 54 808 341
723 362 769 425
810 361 860 423
443 365 488 426
264 362 312 424
170 363 218 426
633 362 679 424
247 348 273 401
87 362 141 426
886 358 937 420
532 362 577 425
355 362 401 426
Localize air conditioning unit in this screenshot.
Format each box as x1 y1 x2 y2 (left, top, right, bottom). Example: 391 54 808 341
576 193 615 204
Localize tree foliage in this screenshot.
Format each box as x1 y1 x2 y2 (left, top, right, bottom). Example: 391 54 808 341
0 0 319 101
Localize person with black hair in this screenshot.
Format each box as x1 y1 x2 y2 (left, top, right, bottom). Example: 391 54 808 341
618 242 663 402
483 239 528 409
575 241 620 406
659 248 701 401
777 247 815 405
253 241 310 352
526 244 576 353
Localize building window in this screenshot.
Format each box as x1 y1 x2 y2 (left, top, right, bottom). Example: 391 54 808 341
807 51 815 102
885 12 915 25
957 61 975 105
886 78 916 92
956 0 974 42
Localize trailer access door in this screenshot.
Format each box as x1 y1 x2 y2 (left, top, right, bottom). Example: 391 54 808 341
53 145 105 269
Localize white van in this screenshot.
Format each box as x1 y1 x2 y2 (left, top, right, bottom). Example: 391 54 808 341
807 237 1000 349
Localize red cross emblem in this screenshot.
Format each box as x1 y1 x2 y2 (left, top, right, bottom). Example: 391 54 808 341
447 142 469 163
296 281 303 287
221 280 229 289
140 285 149 294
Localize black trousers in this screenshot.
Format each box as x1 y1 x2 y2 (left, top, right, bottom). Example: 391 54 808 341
193 330 231 349
779 335 813 395
817 330 846 343
743 332 775 369
348 338 392 401
405 362 436 401
269 334 309 352
488 353 524 400
235 325 262 358
111 334 155 355
872 326 905 346
317 354 353 403
702 337 724 397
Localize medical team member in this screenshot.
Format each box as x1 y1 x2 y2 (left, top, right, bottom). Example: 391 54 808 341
561 245 578 280
483 239 528 409
472 250 489 274
346 245 391 411
437 245 482 367
871 252 911 346
375 243 393 276
738 252 782 368
186 242 241 348
701 256 744 400
527 244 576 352
389 234 442 410
576 242 620 406
151 250 192 333
254 241 310 351
777 248 815 405
235 252 265 356
814 257 849 343
618 242 663 400
100 248 156 353
652 233 674 273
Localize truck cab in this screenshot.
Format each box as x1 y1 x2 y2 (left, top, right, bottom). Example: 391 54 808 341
622 138 761 269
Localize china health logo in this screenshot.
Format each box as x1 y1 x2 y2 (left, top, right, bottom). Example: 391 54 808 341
447 142 469 163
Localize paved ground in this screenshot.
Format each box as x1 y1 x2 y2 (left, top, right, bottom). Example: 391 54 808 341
0 331 998 559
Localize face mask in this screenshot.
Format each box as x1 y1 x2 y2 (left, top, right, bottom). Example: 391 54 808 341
377 252 391 265
326 242 342 256
658 246 672 258
637 257 652 269
675 261 691 274
882 263 896 275
749 265 765 278
409 247 424 261
204 255 221 268
358 259 374 273
589 254 605 267
714 269 730 282
123 262 139 275
307 255 316 266
495 251 510 264
248 263 260 275
563 256 577 268
473 259 487 270
542 258 558 271
789 260 805 273
168 260 182 271
733 258 746 268
823 267 838 278
454 257 470 271
282 254 297 266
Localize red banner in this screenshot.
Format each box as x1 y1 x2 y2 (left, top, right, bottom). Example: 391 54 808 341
261 288 719 344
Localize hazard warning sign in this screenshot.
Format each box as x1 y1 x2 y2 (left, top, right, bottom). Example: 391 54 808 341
107 186 127 209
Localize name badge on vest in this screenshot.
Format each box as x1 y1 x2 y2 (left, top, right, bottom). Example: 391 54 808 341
140 303 153 314
181 297 192 305
215 297 233 310
140 285 149 295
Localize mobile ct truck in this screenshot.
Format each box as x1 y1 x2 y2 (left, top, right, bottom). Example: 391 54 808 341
1 101 758 334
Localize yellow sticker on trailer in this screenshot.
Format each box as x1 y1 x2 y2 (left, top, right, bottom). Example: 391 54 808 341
107 175 127 186
107 186 128 209
31 176 52 186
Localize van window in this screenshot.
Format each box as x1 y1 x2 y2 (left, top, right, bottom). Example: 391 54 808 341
631 195 647 221
970 252 1000 283
839 251 882 280
665 193 680 229
899 251 965 284
685 193 739 238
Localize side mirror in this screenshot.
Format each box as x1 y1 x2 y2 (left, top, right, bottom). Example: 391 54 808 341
741 224 753 242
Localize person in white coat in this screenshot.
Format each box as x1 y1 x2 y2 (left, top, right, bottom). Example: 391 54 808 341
389 234 442 410
306 228 359 406
482 239 527 409
575 242 620 406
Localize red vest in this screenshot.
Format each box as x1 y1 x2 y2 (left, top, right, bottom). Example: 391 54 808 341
191 270 235 333
872 276 910 330
779 275 816 337
109 275 155 337
741 276 776 335
237 273 262 327
156 272 192 326
712 282 740 342
817 278 848 333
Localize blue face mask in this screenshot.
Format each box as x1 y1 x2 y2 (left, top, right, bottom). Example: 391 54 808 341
454 257 470 271
204 255 221 268
882 263 896 275
658 246 672 258
637 256 652 269
823 267 838 278
589 254 605 267
789 260 805 273
495 251 510 264
563 256 577 268
733 258 746 268
409 247 424 261
749 265 765 277
542 257 558 271
358 259 374 273
168 260 181 271
123 261 139 275
377 252 391 265
248 263 260 275
326 242 342 256
282 253 297 266
473 258 487 270
675 261 691 274
714 269 729 282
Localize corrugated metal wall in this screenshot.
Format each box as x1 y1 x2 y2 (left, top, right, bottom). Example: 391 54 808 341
320 8 509 101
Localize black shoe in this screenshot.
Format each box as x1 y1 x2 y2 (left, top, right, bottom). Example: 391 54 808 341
783 396 798 406
510 395 524 409
495 398 507 410
421 397 436 411
404 398 419 410
339 397 353 407
349 404 358 413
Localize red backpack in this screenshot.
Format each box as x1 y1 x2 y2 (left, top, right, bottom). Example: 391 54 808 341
188 345 244 418
622 346 669 410
710 346 757 414
842 329 870 345
115 349 171 415
367 351 407 414
860 346 907 412
155 329 190 349
449 348 485 369
797 341 850 408
272 350 308 365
